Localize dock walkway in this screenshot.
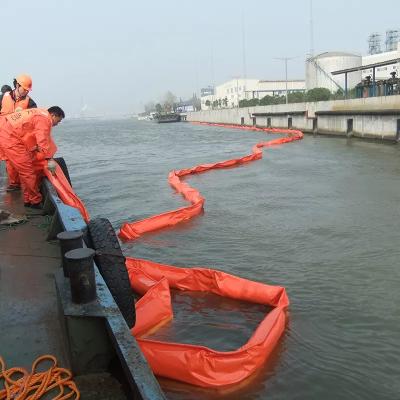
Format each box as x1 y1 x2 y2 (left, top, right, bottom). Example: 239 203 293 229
0 188 127 399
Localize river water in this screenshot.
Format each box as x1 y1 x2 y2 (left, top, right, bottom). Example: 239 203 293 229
56 118 400 400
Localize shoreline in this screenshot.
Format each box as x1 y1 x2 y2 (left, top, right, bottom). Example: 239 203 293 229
189 95 400 142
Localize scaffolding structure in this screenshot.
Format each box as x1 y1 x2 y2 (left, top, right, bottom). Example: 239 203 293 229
368 33 382 55
386 30 399 52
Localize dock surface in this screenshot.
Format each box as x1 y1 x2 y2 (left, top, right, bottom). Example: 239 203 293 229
0 189 127 399
0 191 67 366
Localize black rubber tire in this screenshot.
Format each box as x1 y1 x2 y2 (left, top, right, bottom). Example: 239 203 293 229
54 157 72 186
87 218 135 328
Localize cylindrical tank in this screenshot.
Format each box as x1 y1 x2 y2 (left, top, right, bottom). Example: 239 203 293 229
306 52 362 92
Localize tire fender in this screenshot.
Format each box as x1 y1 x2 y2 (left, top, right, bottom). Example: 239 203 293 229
87 218 135 328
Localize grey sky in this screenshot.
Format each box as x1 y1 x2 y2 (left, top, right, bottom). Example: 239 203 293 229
1 0 399 116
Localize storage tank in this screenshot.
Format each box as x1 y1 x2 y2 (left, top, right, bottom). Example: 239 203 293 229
306 52 362 92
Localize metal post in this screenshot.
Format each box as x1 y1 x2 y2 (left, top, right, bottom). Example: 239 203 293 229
372 67 376 97
236 78 239 107
274 57 296 105
345 72 348 99
285 59 288 104
309 0 314 57
57 230 83 277
65 248 97 304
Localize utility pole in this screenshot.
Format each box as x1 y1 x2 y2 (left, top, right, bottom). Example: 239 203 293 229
274 57 297 104
210 45 215 106
236 77 239 107
241 9 247 102
310 0 314 57
241 8 247 82
232 75 240 107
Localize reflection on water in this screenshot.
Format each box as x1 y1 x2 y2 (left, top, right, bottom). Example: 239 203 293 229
144 290 270 352
54 118 400 400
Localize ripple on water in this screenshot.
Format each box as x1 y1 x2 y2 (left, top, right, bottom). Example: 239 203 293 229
55 119 400 400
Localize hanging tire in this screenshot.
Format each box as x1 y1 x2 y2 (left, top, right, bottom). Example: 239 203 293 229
87 218 136 328
54 157 72 186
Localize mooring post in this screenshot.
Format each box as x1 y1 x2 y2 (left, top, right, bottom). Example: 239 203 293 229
57 231 84 277
65 248 97 304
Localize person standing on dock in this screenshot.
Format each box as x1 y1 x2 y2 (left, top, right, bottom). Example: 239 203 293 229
0 107 65 209
0 74 37 192
0 75 36 114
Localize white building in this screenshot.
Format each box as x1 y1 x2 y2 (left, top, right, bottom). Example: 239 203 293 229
247 80 306 99
361 42 400 80
201 78 306 110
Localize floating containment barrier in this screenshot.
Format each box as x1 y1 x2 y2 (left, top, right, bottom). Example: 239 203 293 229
46 123 303 387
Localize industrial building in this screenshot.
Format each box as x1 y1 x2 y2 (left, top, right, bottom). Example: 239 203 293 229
305 52 362 92
305 31 400 93
201 86 214 97
362 42 399 80
248 80 306 99
305 43 400 94
200 30 400 111
201 78 305 110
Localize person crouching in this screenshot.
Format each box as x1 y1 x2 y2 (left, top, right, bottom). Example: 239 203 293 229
0 107 65 208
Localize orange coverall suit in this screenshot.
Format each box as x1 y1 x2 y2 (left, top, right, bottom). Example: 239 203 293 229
0 92 35 186
0 109 55 205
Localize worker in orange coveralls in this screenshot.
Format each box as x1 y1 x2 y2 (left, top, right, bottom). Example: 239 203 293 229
0 106 65 209
0 74 36 114
0 74 37 192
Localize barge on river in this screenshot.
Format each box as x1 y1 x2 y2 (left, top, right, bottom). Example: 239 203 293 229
155 112 181 123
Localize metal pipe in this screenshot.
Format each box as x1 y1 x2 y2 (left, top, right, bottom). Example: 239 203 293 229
372 67 376 96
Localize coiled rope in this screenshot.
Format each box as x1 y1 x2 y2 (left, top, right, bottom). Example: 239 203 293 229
0 355 79 400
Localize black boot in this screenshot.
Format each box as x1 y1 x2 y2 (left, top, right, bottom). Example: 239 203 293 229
6 185 21 192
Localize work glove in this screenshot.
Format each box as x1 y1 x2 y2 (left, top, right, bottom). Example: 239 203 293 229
47 159 57 175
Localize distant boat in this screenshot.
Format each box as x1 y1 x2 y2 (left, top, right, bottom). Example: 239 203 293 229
155 113 181 123
137 112 157 121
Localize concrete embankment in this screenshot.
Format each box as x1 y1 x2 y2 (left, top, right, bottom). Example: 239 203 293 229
188 95 400 141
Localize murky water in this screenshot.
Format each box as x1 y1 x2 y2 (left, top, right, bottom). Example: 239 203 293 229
52 119 400 399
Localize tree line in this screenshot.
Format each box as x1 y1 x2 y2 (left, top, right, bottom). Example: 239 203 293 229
204 88 357 109
238 88 356 108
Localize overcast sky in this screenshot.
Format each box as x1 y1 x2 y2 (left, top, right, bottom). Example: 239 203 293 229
1 0 399 116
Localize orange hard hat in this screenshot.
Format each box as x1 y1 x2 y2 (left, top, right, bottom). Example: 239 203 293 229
15 74 32 91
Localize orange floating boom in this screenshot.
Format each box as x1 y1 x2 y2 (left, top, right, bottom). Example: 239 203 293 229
119 125 302 240
44 122 303 388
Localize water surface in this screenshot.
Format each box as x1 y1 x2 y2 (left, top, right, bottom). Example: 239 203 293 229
55 118 400 400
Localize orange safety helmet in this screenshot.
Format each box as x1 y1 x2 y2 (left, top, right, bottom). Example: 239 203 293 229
15 74 32 91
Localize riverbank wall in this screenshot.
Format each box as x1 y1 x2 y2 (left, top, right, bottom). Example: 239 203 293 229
188 95 400 141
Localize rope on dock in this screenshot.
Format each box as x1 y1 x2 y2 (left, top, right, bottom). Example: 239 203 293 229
0 355 79 400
